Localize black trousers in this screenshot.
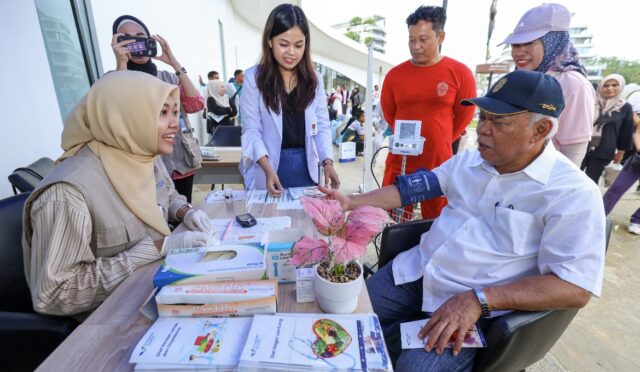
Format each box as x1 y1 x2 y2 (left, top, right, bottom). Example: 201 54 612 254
581 154 611 184
173 174 195 203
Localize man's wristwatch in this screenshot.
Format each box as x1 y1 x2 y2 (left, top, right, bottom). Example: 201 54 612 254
322 159 334 167
175 66 187 76
473 288 491 318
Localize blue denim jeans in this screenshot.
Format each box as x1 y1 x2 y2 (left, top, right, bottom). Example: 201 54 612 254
366 263 477 372
277 148 315 188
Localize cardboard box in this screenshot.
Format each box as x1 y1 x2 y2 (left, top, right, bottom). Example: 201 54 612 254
153 244 266 288
262 229 305 283
157 296 277 317
156 280 278 305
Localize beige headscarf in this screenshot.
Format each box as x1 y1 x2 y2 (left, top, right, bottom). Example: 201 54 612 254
60 70 179 236
596 74 626 118
207 79 230 108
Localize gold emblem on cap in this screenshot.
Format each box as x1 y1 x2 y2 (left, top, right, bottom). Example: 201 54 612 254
540 103 557 111
492 78 507 93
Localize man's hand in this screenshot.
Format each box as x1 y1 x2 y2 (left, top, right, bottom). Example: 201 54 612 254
151 34 180 70
318 185 350 210
418 290 482 356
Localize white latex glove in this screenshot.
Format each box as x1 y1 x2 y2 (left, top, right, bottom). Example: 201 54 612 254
162 231 208 255
183 209 213 234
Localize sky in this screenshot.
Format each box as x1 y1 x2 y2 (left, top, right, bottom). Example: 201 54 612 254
304 0 639 70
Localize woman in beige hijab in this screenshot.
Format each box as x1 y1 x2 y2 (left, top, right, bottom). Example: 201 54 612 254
23 71 208 316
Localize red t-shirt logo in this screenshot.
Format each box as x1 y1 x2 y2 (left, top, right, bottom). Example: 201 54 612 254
437 82 448 97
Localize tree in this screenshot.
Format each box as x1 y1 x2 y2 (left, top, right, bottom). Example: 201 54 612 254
344 31 360 43
364 36 373 46
349 17 362 26
596 57 640 84
363 17 376 26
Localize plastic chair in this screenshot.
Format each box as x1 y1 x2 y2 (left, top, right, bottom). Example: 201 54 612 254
205 126 241 190
0 192 79 371
377 218 612 372
8 157 55 195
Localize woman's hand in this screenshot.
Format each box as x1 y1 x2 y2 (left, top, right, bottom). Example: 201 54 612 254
111 33 132 71
613 150 625 164
265 170 284 197
323 163 340 189
151 34 181 70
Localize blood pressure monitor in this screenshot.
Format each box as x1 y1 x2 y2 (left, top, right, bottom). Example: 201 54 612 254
390 120 425 156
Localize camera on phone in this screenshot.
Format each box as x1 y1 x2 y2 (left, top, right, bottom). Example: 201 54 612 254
116 35 158 57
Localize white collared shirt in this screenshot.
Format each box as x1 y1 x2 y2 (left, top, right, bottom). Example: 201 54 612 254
392 144 606 313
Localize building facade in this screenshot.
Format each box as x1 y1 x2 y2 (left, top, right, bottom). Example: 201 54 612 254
331 15 387 54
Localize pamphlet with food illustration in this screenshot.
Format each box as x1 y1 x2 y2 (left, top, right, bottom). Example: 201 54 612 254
130 317 252 368
400 319 487 349
239 313 392 371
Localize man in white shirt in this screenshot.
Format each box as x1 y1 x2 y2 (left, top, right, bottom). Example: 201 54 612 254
320 70 606 371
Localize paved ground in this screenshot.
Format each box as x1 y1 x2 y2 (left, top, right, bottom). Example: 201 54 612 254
193 130 639 371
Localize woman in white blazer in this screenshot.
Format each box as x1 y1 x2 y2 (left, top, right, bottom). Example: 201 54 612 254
240 4 340 195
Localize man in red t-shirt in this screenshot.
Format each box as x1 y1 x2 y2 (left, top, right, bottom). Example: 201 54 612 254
381 5 476 220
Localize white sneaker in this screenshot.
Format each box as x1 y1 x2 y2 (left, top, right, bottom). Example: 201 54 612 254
628 223 640 235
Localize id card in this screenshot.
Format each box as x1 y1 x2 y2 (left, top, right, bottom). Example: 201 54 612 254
310 122 318 136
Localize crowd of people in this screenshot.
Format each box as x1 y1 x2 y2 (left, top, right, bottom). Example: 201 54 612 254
19 3 638 371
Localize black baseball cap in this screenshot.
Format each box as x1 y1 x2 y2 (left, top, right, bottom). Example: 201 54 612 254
461 70 565 118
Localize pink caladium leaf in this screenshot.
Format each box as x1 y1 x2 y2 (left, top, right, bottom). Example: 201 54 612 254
289 236 328 267
345 206 394 246
300 197 345 236
329 236 367 264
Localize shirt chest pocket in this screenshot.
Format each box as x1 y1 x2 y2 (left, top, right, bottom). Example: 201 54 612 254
493 207 541 256
93 217 148 257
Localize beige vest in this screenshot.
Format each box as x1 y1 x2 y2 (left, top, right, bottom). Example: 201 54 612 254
24 146 165 258
154 157 174 221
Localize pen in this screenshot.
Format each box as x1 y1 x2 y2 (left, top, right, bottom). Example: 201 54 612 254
221 220 234 242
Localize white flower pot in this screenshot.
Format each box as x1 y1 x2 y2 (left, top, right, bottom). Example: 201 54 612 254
313 261 364 314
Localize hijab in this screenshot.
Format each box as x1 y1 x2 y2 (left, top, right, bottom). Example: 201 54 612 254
536 31 587 77
207 80 230 108
60 71 179 236
112 15 158 76
596 74 626 118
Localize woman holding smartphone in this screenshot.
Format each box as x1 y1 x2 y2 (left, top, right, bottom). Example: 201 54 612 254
240 4 339 195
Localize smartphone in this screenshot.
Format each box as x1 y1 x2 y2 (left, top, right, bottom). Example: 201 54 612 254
235 213 257 228
116 35 158 57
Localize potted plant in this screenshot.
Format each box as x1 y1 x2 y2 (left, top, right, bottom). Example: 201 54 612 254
290 197 393 313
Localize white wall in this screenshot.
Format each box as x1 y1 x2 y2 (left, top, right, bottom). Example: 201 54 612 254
0 0 65 198
89 0 263 143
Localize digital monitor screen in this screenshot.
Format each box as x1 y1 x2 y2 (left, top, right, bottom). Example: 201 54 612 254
399 123 416 140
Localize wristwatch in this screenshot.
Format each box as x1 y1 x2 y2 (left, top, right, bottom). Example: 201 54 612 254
177 203 193 221
322 159 334 167
473 288 491 318
175 66 187 76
